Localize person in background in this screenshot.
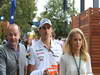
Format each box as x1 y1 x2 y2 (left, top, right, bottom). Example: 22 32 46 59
59 28 93 75
27 18 63 75
0 24 27 75
23 32 34 50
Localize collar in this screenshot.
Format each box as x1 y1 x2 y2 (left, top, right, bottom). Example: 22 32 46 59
6 43 20 51
39 39 54 53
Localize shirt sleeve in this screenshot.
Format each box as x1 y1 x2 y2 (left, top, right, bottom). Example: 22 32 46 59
0 47 6 75
30 69 44 75
28 46 36 65
86 56 93 75
28 46 45 75
59 55 66 75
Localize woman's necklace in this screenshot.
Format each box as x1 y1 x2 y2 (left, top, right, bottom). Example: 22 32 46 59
71 51 81 75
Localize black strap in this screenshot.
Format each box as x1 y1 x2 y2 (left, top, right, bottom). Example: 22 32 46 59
14 50 19 75
16 59 19 75
72 52 81 75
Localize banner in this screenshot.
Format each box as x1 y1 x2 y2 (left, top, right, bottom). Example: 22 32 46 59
9 0 16 24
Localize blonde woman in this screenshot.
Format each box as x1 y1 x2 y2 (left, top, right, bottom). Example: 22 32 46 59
60 28 93 75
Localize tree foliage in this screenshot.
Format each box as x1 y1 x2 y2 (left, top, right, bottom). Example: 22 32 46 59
15 0 37 34
41 0 78 38
0 0 37 43
0 0 36 33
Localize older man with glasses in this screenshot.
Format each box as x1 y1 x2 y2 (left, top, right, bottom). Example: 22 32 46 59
27 18 63 75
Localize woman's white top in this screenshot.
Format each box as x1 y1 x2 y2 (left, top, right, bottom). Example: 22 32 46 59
60 52 93 75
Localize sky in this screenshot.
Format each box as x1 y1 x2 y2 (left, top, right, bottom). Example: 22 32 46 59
75 0 93 12
35 0 48 17
35 0 99 18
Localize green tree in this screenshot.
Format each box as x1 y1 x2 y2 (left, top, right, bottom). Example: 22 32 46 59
41 0 78 38
15 0 37 34
0 0 37 42
0 0 36 32
0 0 10 20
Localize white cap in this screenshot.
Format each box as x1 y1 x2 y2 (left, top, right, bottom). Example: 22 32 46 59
39 18 52 28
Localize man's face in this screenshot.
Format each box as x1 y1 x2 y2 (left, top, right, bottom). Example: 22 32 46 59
39 23 52 40
6 25 20 46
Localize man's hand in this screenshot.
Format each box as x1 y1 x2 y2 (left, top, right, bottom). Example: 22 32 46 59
27 64 36 75
43 69 49 75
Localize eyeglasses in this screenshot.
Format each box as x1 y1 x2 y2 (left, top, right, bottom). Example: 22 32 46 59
41 26 51 30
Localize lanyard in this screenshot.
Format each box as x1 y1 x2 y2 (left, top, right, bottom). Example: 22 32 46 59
72 52 81 75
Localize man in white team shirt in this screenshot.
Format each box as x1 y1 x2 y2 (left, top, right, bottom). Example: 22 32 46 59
27 18 63 75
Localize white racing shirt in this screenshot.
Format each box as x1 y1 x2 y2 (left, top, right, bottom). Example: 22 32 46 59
29 39 63 75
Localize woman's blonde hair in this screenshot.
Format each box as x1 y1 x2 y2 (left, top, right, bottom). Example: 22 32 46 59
63 28 89 61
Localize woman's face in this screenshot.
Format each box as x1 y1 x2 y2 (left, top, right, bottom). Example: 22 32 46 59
70 33 83 51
